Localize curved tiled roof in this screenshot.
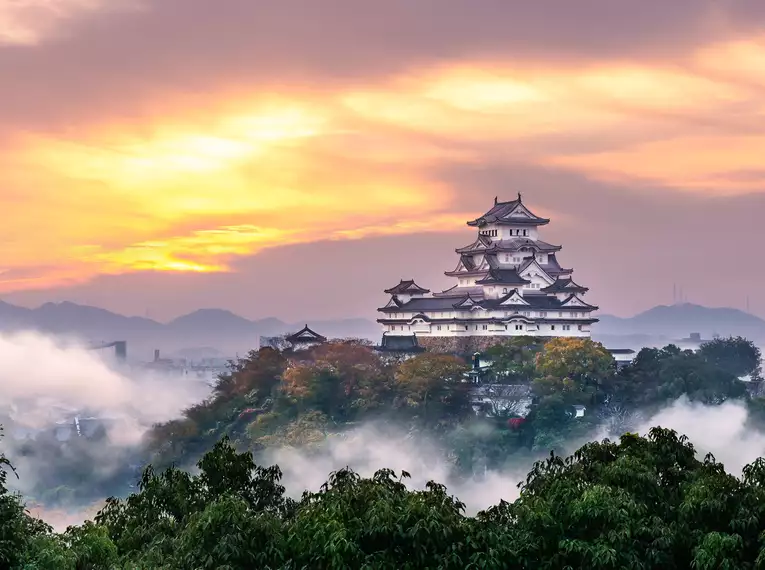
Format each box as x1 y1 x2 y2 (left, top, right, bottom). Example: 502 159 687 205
467 196 550 228
384 279 431 295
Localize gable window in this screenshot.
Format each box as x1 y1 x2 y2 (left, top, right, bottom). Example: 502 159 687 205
515 324 523 331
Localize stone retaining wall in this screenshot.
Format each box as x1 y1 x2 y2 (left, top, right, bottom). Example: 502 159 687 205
417 336 509 355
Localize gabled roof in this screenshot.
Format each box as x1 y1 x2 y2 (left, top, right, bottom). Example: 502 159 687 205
517 258 555 284
541 277 589 294
475 268 531 286
467 195 550 228
384 279 430 295
286 325 327 343
452 294 480 308
498 289 530 306
382 296 404 309
559 294 599 310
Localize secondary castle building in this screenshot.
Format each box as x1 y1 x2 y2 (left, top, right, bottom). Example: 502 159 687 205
377 195 598 346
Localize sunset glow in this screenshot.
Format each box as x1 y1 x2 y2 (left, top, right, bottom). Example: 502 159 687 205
1 1 764 318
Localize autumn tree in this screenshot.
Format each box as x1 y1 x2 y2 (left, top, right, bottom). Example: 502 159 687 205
216 347 288 401
281 343 393 421
394 353 471 425
533 337 615 405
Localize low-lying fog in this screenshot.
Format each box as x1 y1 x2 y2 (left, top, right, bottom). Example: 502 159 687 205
2 330 764 529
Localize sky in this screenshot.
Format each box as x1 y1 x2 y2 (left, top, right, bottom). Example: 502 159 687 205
0 0 764 322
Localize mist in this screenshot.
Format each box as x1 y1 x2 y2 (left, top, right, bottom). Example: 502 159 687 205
265 397 765 516
0 330 212 503
3 332 764 528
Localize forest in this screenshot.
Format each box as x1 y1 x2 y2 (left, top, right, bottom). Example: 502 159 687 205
3 335 765 568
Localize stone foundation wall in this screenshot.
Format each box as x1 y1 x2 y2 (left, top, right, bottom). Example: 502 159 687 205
417 336 513 355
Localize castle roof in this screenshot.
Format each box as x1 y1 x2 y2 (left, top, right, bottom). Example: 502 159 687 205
285 325 327 344
467 194 550 228
384 279 431 295
456 237 561 254
375 334 426 353
541 277 589 294
475 268 531 286
378 290 599 313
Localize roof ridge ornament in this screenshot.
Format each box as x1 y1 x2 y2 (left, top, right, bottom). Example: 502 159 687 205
517 192 522 202
494 196 498 205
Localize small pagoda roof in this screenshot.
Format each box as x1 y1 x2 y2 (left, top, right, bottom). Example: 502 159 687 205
541 277 589 293
475 268 531 286
384 279 431 295
285 325 327 344
375 334 426 353
467 194 550 228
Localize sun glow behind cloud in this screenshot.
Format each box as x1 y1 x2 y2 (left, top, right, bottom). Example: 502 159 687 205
2 28 764 291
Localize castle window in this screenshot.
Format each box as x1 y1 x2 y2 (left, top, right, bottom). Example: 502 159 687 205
551 325 556 331
515 324 523 331
437 325 442 331
523 229 527 236
578 325 583 331
502 288 508 294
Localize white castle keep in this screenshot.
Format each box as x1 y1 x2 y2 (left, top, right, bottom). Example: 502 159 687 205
377 195 598 342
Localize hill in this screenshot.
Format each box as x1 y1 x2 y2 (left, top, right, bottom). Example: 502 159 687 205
0 301 380 359
593 303 765 346
1 299 762 360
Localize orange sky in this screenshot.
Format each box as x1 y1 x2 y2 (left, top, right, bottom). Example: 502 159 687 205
1 0 764 319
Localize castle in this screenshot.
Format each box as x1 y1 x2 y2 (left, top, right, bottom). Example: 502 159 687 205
377 195 598 351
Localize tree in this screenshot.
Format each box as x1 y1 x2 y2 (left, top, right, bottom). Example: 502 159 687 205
216 347 288 401
615 344 748 411
700 336 763 381
394 353 471 424
484 336 544 383
533 338 615 406
281 343 392 420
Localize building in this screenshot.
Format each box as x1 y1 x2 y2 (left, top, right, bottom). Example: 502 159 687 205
377 195 598 349
261 325 328 352
607 348 637 369
373 333 426 361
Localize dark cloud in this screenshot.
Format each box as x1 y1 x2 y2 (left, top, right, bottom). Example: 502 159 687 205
2 0 765 127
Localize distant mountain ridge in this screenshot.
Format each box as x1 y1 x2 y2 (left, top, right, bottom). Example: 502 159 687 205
0 301 380 359
0 300 762 360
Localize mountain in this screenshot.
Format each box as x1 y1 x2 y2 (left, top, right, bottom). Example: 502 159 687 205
0 301 380 359
593 303 765 346
1 299 762 361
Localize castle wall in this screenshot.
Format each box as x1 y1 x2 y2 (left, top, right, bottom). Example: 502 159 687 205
417 335 552 355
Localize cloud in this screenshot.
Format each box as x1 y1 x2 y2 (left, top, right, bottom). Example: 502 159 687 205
0 0 764 312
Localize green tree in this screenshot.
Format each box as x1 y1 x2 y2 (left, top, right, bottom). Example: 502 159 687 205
484 336 544 383
614 344 748 411
700 336 763 381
